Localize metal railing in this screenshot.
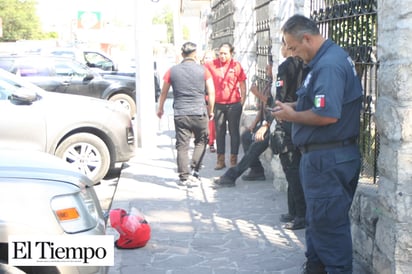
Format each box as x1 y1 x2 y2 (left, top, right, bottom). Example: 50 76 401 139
311 0 379 183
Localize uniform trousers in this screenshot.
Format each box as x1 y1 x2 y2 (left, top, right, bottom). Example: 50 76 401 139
279 148 306 218
300 144 360 274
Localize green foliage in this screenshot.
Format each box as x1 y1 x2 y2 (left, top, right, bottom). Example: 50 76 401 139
152 4 174 44
182 26 190 41
0 0 45 41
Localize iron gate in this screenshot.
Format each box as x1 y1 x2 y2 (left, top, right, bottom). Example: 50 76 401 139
255 0 272 87
310 0 379 183
210 0 235 49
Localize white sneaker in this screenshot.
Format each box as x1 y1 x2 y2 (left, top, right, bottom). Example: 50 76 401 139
192 170 200 179
177 175 200 188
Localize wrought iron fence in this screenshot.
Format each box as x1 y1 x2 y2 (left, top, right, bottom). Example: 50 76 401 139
310 0 379 183
210 0 235 49
254 0 272 110
209 0 379 182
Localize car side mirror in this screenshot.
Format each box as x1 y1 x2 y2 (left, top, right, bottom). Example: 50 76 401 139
10 87 38 105
84 73 94 81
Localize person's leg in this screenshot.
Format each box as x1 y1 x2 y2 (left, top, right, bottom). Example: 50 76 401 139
241 128 264 170
234 135 268 177
241 128 253 152
240 126 266 181
227 102 243 166
174 116 192 181
213 135 269 188
306 194 354 274
279 151 296 221
214 103 227 155
227 102 242 155
301 147 360 273
190 115 209 173
214 104 227 169
300 153 326 274
279 148 306 229
208 119 216 152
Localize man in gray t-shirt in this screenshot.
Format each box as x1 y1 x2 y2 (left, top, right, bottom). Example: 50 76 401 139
157 42 215 187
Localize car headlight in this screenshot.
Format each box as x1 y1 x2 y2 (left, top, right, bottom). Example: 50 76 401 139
51 187 99 234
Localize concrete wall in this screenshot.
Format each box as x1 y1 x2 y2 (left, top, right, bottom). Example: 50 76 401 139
371 0 412 273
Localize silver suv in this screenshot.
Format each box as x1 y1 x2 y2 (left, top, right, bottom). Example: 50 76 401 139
0 149 107 274
0 54 137 118
0 68 135 183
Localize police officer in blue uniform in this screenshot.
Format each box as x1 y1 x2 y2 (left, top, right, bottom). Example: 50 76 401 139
273 40 307 230
272 15 363 274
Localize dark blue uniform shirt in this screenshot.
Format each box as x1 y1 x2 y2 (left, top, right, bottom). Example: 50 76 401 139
292 39 363 146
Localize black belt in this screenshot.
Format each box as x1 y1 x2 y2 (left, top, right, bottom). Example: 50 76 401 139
299 138 357 153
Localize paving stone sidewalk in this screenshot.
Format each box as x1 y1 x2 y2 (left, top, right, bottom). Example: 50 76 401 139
106 107 307 274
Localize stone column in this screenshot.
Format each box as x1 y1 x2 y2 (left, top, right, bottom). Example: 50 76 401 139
374 0 412 273
233 0 257 97
268 0 308 191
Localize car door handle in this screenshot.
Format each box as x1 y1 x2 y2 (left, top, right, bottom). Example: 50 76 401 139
61 81 70 86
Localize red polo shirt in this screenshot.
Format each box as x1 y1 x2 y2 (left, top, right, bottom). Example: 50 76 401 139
205 59 246 104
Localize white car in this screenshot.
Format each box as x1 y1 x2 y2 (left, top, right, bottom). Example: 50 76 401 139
0 150 107 274
0 68 136 183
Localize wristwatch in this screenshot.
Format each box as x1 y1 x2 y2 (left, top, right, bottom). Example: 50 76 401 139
262 120 268 127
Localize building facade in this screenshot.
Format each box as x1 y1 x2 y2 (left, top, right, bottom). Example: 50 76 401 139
208 0 412 273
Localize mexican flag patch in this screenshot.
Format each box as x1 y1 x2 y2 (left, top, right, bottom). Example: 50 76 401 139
314 94 325 108
275 80 284 87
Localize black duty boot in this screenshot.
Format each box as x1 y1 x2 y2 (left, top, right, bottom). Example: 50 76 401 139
284 216 306 230
302 261 327 274
241 168 265 181
279 213 295 223
211 175 235 189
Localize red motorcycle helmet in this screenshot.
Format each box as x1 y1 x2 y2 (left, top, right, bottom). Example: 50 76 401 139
109 208 151 249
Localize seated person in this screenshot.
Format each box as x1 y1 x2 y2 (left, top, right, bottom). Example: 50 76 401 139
212 62 273 188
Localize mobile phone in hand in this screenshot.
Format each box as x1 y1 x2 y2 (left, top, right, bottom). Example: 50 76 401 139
266 107 280 112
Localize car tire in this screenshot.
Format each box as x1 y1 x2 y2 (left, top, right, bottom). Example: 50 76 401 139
109 93 136 118
55 133 110 184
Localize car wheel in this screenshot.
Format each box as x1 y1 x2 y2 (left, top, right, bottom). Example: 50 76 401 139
55 133 110 184
109 93 136 118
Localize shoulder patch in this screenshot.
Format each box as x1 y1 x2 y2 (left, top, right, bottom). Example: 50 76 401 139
314 94 325 108
275 80 284 87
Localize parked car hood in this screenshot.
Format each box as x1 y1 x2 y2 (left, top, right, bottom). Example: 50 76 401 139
0 150 93 187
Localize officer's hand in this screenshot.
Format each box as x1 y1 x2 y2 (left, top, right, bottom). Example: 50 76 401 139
273 100 294 122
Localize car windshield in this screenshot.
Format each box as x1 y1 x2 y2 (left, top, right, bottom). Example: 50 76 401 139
55 59 94 77
84 52 110 64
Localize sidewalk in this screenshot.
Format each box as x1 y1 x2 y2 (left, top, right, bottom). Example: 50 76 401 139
106 107 307 274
